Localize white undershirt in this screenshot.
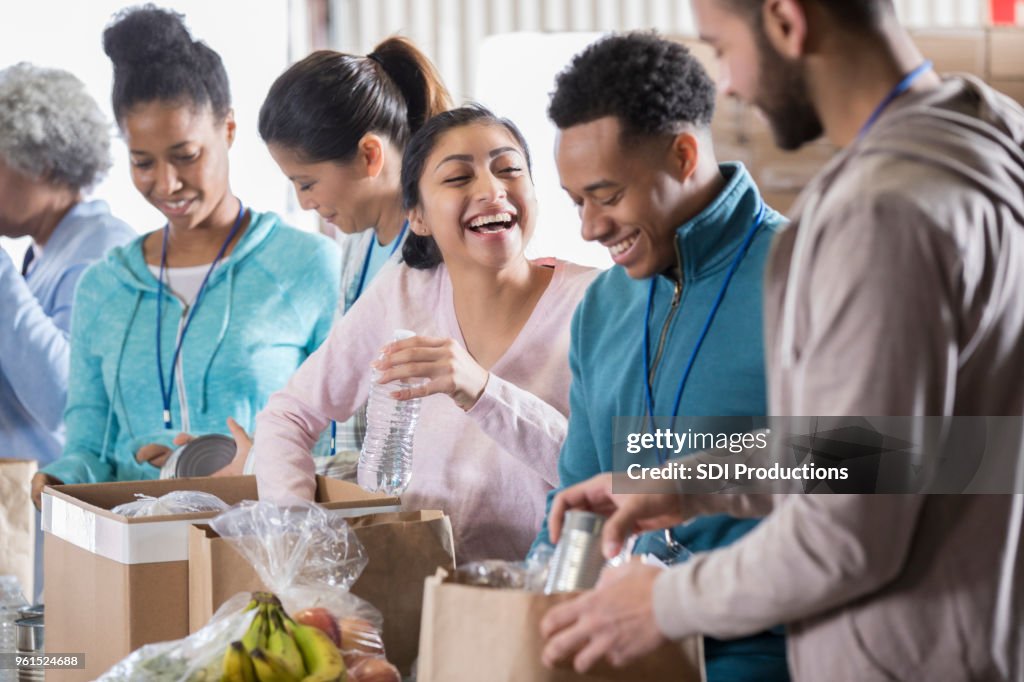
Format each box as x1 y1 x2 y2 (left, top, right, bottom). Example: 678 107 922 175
147 262 222 434
148 263 219 305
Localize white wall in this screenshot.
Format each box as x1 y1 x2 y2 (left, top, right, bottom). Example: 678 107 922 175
0 0 309 268
474 32 612 269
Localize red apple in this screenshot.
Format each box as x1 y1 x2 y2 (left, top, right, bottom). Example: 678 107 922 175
349 656 401 682
338 616 385 656
291 607 341 648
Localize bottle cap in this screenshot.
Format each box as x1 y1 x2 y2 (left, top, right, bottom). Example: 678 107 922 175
393 329 416 341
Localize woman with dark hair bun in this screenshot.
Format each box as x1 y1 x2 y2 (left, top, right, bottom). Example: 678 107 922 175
254 105 598 562
258 36 452 467
31 5 340 500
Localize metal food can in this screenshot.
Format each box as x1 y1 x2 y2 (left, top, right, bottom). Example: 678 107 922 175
15 615 42 652
543 510 606 594
159 434 236 479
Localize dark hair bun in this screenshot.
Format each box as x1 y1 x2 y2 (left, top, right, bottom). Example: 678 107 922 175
103 4 232 123
103 5 194 68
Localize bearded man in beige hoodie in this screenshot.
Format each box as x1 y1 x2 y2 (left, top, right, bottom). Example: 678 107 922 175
540 1 1024 680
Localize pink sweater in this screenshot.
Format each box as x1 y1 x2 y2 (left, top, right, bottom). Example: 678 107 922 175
254 259 598 561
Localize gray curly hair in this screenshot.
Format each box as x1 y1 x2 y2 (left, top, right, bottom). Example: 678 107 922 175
0 62 112 190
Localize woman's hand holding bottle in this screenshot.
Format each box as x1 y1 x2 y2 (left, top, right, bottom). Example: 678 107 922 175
372 335 489 411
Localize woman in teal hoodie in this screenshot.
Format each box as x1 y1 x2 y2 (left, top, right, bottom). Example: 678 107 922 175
31 6 339 500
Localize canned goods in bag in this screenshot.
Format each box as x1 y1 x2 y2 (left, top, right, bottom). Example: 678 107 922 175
544 510 606 594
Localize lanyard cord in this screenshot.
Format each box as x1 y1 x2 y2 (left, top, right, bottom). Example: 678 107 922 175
157 202 247 429
857 60 933 140
331 220 409 454
642 201 766 465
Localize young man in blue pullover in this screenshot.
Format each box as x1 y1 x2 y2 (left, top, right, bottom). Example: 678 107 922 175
535 32 789 680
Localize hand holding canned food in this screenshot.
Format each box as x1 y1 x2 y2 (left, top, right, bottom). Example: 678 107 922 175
540 558 666 673
134 417 253 478
547 472 692 559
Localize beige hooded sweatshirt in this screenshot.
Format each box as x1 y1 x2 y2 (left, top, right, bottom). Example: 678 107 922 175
651 76 1024 681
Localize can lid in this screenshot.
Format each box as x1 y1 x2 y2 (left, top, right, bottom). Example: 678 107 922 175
175 434 237 478
17 604 43 619
393 329 416 341
563 509 606 534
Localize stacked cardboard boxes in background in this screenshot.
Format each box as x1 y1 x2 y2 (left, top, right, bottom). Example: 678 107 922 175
682 27 1024 215
989 28 1024 108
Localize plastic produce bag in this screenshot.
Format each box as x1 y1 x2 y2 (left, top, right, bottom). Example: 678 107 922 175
209 501 378 628
210 501 399 680
96 605 255 681
110 491 229 518
98 501 395 681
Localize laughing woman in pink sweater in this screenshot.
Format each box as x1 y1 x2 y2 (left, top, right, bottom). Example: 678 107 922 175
253 106 597 561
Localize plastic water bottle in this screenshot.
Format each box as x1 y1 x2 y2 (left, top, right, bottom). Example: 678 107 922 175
0 576 27 682
357 329 422 495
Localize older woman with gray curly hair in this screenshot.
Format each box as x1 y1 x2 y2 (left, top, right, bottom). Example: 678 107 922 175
0 62 135 469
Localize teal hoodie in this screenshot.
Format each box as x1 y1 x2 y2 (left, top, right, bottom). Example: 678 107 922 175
42 209 340 484
537 163 790 680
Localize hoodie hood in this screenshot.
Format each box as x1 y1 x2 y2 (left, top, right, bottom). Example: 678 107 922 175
104 207 279 293
867 75 1024 210
773 72 1024 394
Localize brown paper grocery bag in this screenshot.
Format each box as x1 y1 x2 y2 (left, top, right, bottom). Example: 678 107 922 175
188 508 454 677
418 568 705 682
348 510 455 675
0 458 36 598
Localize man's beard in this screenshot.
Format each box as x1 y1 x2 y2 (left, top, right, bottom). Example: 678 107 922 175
753 35 824 151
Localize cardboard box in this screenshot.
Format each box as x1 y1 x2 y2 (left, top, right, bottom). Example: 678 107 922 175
912 29 988 77
737 111 838 212
188 509 455 675
42 475 398 682
990 78 1024 106
989 28 1024 79
417 569 705 682
760 189 805 218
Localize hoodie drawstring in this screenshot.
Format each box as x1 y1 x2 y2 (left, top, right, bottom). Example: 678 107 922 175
200 265 235 414
102 291 143 463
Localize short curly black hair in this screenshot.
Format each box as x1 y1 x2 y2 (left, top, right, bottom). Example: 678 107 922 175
548 32 715 139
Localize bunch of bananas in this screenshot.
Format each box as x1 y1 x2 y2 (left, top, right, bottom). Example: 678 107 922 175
222 592 347 682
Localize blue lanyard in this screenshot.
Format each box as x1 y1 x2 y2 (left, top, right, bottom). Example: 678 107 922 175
642 202 766 464
331 220 408 454
857 60 933 140
156 203 247 429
